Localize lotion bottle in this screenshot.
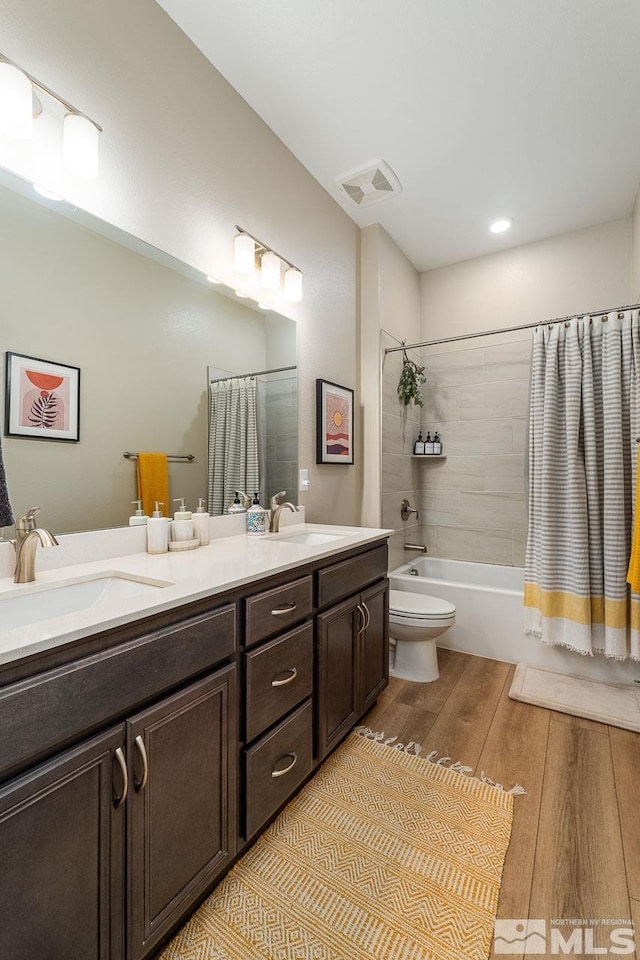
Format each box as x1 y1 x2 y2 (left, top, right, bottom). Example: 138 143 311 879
425 432 434 455
147 501 170 554
246 492 267 537
129 500 148 526
192 498 210 546
172 498 195 542
414 431 425 455
433 432 442 455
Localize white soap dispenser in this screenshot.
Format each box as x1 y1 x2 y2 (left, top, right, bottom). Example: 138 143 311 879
192 498 210 546
246 492 267 537
129 500 148 526
228 491 247 515
172 498 195 542
147 501 170 554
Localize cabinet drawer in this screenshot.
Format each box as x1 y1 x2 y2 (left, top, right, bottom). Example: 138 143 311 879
0 604 236 782
245 622 313 743
244 699 313 838
317 544 388 609
245 576 313 647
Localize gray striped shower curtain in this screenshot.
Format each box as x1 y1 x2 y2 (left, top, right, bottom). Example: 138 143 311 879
524 312 640 661
208 377 260 515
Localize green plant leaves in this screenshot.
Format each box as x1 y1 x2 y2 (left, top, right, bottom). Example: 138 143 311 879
397 349 426 407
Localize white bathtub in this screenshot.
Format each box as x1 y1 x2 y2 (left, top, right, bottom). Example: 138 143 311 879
389 556 640 684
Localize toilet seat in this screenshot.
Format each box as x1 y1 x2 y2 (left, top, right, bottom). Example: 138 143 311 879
389 589 455 621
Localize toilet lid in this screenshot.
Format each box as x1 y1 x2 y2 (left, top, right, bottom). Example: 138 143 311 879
389 589 455 619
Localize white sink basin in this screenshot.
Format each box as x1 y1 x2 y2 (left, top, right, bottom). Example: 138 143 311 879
0 573 174 630
274 531 347 546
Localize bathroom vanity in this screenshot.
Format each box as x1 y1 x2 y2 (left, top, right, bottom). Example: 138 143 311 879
0 526 389 960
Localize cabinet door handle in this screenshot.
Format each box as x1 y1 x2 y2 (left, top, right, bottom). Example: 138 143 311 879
356 603 366 637
113 747 128 808
271 667 298 687
362 602 371 631
134 735 149 792
271 602 296 616
271 752 297 778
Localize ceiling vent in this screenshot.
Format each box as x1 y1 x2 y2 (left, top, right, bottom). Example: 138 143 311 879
335 160 402 207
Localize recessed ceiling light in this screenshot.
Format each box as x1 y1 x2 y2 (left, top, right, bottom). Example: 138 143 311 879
33 184 62 201
206 275 221 284
489 217 513 234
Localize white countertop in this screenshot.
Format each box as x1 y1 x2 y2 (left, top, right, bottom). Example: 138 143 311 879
0 524 391 668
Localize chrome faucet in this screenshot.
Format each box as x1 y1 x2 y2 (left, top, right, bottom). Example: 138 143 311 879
269 491 299 533
400 499 419 521
404 543 427 553
12 507 59 583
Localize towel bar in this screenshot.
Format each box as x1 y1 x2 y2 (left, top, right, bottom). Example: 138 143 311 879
123 451 195 462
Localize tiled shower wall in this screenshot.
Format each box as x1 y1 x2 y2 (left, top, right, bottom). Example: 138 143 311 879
382 335 530 569
264 373 298 503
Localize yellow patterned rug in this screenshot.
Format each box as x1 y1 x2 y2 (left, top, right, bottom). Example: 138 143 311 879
160 731 514 960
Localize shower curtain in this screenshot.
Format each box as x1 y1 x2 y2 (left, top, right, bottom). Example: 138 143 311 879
525 312 640 661
208 377 260 515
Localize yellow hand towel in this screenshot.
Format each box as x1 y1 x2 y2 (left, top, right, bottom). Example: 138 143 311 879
627 450 640 593
137 453 169 519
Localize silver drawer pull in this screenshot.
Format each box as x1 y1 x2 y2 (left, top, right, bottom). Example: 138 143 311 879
271 667 298 687
113 747 128 808
271 752 297 778
271 602 297 616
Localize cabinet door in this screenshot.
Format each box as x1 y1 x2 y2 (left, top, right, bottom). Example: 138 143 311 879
359 579 389 713
127 665 237 960
0 726 125 960
317 596 360 760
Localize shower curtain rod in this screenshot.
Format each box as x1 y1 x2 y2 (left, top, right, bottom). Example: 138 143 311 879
383 300 640 354
210 364 296 384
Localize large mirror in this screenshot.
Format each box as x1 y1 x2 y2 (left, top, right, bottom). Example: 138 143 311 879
0 167 297 534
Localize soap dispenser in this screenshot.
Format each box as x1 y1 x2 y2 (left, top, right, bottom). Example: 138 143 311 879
129 500 148 526
192 498 210 546
228 492 247 515
246 492 267 537
147 501 170 554
172 498 195 542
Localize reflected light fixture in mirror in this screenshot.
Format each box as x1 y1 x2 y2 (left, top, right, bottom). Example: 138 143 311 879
0 52 102 179
284 266 303 303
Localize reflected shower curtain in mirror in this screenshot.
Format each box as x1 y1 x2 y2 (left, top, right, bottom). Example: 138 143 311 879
525 312 640 661
208 377 260 515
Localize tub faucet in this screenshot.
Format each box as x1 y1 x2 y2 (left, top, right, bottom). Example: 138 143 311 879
13 507 59 583
269 491 299 533
404 543 427 553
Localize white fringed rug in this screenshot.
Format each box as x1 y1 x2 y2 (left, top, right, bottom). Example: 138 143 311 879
509 663 640 732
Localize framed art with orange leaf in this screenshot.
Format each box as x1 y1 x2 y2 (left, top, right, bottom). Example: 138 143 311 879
316 379 354 464
5 352 80 442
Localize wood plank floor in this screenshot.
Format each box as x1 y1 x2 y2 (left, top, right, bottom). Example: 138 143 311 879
364 651 640 958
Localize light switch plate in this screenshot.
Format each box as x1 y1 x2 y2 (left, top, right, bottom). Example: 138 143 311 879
299 468 310 492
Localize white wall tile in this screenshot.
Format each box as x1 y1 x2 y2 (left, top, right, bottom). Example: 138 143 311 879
460 491 527 532
485 454 526 492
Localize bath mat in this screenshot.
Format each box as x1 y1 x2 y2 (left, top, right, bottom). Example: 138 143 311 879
160 730 514 960
509 663 640 732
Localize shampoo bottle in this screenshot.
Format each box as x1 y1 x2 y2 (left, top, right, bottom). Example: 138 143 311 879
129 500 148 526
192 498 210 546
246 493 267 537
172 498 195 542
414 431 425 455
425 432 434 455
433 432 442 455
147 501 170 554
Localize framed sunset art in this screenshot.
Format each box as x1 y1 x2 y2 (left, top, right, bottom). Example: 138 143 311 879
316 379 354 464
5 352 80 442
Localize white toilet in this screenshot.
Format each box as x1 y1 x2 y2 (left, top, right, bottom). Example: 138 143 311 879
388 589 456 682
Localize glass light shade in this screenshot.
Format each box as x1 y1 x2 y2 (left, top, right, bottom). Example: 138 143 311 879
234 233 255 274
63 114 99 179
0 63 33 139
260 250 281 289
283 267 303 303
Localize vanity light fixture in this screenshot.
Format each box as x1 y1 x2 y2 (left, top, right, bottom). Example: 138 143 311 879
234 225 303 302
0 52 102 179
489 217 513 234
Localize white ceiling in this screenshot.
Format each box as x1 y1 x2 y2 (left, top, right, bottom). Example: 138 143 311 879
156 0 640 271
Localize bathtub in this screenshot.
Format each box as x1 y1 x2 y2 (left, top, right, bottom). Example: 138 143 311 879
389 556 640 684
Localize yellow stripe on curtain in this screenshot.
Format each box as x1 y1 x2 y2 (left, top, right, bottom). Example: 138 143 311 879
136 452 169 518
627 447 640 593
524 583 640 631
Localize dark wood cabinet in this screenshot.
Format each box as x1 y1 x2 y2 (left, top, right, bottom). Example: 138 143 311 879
0 726 125 960
127 665 236 960
317 577 389 760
